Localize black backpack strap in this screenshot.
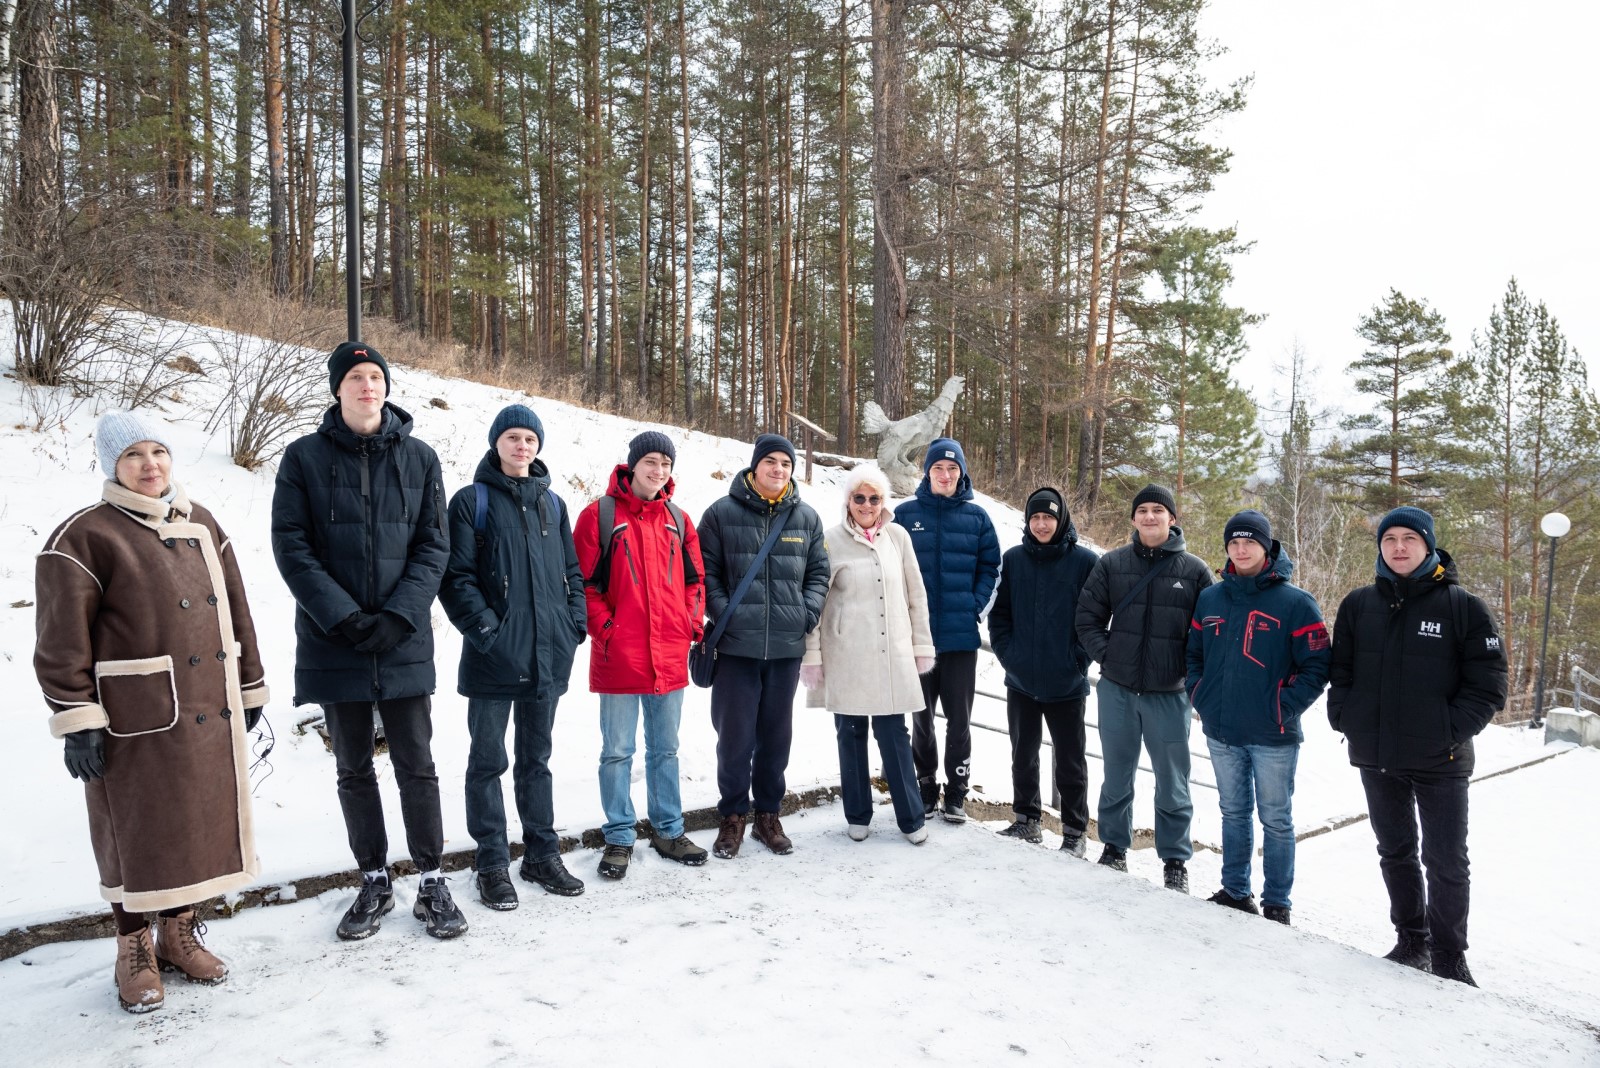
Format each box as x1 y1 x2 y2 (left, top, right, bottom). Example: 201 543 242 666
586 496 620 593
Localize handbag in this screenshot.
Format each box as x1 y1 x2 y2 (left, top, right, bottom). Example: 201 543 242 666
689 509 792 687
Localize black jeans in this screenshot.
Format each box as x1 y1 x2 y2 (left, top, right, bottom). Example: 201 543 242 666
1361 768 1470 953
710 654 800 816
912 650 978 802
1006 691 1088 832
324 696 444 873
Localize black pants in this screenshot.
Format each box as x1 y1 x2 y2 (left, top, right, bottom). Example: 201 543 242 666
324 695 444 873
710 654 800 816
1361 768 1470 953
1006 691 1088 832
912 650 978 803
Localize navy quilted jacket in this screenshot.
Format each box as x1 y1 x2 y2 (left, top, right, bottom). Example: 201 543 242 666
892 477 1001 652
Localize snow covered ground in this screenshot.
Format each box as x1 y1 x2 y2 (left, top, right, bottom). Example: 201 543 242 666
2 310 1598 1063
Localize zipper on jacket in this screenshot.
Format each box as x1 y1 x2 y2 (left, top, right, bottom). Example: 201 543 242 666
329 464 338 522
622 539 640 586
667 538 678 587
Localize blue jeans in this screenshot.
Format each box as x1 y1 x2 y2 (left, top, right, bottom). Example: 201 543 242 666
465 695 558 871
1207 738 1299 908
1096 679 1193 860
836 714 924 835
599 690 687 845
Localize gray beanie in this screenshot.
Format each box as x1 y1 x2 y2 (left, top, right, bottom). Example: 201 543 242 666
96 411 174 479
488 403 544 449
628 430 677 469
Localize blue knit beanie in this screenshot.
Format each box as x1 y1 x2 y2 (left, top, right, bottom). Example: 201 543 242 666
488 404 544 450
96 410 174 479
1377 506 1436 554
628 430 677 469
751 433 797 469
923 437 968 476
1223 509 1273 551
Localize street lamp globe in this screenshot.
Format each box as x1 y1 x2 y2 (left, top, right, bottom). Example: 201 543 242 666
1541 512 1571 538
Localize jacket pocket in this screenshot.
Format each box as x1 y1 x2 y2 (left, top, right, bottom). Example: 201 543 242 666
95 656 179 737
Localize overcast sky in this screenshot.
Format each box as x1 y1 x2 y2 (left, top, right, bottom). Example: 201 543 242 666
1195 0 1600 429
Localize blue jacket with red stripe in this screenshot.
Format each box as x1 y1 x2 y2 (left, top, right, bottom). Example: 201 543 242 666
1185 546 1330 746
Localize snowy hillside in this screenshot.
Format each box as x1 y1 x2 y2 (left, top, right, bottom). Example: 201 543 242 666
1 310 1597 1064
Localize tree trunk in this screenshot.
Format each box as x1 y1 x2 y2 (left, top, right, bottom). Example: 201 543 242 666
265 0 288 296
869 0 908 419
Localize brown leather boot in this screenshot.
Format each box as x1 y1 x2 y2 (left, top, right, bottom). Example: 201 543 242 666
114 925 165 1013
154 909 228 985
751 812 794 855
713 813 746 859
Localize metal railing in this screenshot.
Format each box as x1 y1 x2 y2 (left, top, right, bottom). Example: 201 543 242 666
1570 665 1600 715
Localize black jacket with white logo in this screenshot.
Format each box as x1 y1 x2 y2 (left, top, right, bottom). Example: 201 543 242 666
1074 527 1213 694
1327 549 1507 777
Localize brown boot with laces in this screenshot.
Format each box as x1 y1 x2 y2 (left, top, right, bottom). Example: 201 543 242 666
751 811 794 855
713 813 747 859
154 909 228 984
114 925 165 1013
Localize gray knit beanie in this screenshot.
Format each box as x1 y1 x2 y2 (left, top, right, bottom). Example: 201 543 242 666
96 411 174 479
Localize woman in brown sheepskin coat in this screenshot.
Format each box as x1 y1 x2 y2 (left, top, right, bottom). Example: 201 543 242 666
34 411 269 1014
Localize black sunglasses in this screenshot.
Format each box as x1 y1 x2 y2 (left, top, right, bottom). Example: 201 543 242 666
851 494 883 505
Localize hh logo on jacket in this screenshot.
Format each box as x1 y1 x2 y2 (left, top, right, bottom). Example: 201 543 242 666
1418 620 1444 639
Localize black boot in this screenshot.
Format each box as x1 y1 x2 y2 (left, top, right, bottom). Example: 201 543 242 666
1431 949 1477 987
475 868 518 911
919 780 940 819
521 853 586 896
1207 888 1260 915
1382 932 1432 973
1262 905 1292 926
1163 859 1189 894
1097 844 1128 872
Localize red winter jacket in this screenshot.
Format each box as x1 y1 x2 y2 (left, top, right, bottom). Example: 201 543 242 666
573 466 706 694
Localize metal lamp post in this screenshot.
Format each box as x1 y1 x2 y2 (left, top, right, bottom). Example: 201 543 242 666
341 0 362 343
1529 511 1571 730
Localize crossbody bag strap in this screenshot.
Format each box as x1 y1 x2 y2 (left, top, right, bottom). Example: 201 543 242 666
1111 552 1175 620
703 507 792 651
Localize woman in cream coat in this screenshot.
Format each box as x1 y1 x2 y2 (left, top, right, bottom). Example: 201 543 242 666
801 466 934 843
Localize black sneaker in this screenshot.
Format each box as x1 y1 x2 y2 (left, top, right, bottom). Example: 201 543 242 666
920 783 939 819
520 853 586 896
1163 859 1189 894
1059 832 1087 859
1382 932 1432 973
998 818 1042 844
413 877 469 939
941 799 968 824
1262 904 1292 926
1097 844 1128 872
1206 887 1260 915
1430 949 1476 987
336 873 395 941
598 843 632 880
475 868 518 911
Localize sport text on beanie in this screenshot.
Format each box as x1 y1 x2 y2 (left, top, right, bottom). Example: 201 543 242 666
1223 509 1272 550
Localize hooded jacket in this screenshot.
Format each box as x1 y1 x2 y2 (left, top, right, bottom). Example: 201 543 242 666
1185 546 1330 746
697 470 830 660
1075 526 1213 694
891 472 1001 652
988 515 1098 702
438 451 586 700
573 464 706 694
1328 549 1506 777
271 404 449 705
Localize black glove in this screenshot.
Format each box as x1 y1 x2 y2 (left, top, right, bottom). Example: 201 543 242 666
336 611 379 645
354 611 411 653
245 706 264 732
64 728 108 782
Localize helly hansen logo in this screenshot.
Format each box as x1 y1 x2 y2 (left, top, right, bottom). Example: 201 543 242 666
1419 620 1444 638
1486 636 1501 651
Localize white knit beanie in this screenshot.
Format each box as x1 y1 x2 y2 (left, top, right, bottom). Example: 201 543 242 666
96 411 174 478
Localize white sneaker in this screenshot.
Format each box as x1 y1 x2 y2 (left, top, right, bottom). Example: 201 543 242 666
904 826 929 845
846 824 871 841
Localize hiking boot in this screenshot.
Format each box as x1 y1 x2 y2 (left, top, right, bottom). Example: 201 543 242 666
846 824 871 842
941 800 968 824
1207 888 1260 915
1430 949 1476 987
153 909 227 984
1097 844 1128 872
114 925 165 1014
905 825 929 845
1382 932 1432 973
750 811 794 855
1059 832 1087 859
598 843 633 879
1262 905 1292 926
1163 860 1190 894
336 872 395 941
713 813 747 859
520 853 586 896
413 877 469 939
475 868 518 911
652 833 709 866
999 818 1042 844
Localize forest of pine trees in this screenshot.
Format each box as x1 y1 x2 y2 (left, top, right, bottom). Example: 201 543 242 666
0 0 1596 715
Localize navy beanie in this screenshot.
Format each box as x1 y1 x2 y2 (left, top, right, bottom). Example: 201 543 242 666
751 433 797 469
1223 509 1273 551
628 430 676 469
328 341 391 397
488 404 544 450
1131 483 1177 519
923 437 968 477
1377 506 1436 554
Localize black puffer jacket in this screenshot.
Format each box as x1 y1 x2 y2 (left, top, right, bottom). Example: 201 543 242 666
988 518 1098 702
271 404 449 704
1328 550 1506 777
438 452 586 700
1074 527 1213 694
697 471 830 660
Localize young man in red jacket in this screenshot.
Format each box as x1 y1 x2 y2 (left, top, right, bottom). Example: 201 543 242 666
573 431 709 879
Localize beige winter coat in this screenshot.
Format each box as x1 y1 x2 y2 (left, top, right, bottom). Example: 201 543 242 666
804 520 934 715
35 480 268 911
